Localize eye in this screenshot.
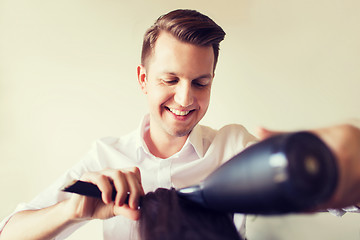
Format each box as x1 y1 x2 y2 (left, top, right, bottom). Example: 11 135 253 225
193 82 206 88
162 78 178 85
193 79 210 88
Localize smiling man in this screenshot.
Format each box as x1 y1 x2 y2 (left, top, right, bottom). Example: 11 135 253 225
138 31 215 158
0 9 257 240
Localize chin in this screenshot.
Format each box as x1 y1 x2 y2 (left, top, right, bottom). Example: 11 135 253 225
169 124 196 138
173 130 192 138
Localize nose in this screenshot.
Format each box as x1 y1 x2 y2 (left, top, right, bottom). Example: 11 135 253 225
174 81 194 108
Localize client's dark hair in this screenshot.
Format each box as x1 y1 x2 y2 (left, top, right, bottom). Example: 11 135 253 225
138 188 243 240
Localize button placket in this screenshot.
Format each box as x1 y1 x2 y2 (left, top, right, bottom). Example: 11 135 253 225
157 157 173 188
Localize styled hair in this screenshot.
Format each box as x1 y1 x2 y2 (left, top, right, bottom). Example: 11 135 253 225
138 188 243 240
141 9 226 70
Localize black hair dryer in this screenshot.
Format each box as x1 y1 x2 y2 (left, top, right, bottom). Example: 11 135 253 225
177 132 338 214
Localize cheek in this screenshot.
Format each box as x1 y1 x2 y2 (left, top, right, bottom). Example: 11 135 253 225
197 89 211 108
147 86 173 107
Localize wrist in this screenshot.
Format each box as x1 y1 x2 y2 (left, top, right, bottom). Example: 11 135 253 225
60 198 86 223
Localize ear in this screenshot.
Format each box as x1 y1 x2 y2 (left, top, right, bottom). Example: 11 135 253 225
137 65 148 94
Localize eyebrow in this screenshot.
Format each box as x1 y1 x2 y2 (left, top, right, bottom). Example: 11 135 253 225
195 74 213 80
164 72 213 80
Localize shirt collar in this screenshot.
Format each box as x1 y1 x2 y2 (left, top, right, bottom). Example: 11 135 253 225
136 114 151 157
136 114 204 159
187 124 204 158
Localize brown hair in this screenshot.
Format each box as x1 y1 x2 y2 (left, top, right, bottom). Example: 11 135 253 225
138 188 243 240
141 9 226 70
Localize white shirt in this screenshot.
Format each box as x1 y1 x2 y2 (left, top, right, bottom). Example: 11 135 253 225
0 114 257 239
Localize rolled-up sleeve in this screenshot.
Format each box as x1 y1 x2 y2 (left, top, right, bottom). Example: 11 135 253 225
0 143 103 239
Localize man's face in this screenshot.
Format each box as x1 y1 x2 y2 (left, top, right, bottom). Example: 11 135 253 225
138 32 214 139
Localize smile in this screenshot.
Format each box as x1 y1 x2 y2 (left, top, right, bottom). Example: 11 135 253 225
168 107 191 116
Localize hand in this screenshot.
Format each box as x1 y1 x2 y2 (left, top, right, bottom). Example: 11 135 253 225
257 124 360 210
65 167 144 221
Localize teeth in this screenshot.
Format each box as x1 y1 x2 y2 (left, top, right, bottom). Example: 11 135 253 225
168 108 190 116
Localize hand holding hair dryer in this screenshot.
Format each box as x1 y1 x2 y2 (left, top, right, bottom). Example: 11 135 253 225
177 131 338 214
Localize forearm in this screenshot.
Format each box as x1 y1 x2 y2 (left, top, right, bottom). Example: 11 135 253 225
0 200 80 240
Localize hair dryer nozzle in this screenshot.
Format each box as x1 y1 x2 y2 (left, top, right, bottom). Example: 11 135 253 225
177 184 207 206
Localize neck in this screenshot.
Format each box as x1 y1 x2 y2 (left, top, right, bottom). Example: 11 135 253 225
144 128 188 159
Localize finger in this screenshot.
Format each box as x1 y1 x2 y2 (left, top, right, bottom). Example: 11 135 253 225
101 168 143 207
109 171 130 207
81 172 114 204
99 169 129 206
124 167 144 209
256 127 284 140
131 166 142 183
113 204 141 221
124 171 145 209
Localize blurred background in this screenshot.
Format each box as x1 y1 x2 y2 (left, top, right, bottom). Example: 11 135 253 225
1 0 359 239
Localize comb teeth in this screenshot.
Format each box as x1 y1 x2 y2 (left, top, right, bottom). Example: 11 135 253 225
62 180 117 202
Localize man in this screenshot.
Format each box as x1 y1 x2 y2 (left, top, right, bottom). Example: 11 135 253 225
0 9 256 239
1 9 360 240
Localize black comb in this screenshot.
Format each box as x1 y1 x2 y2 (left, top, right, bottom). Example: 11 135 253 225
62 180 129 204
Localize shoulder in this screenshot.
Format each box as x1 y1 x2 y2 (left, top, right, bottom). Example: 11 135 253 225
199 123 256 142
198 123 257 156
82 129 141 168
218 124 256 143
93 128 139 152
216 124 257 150
96 136 119 146
218 124 249 135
